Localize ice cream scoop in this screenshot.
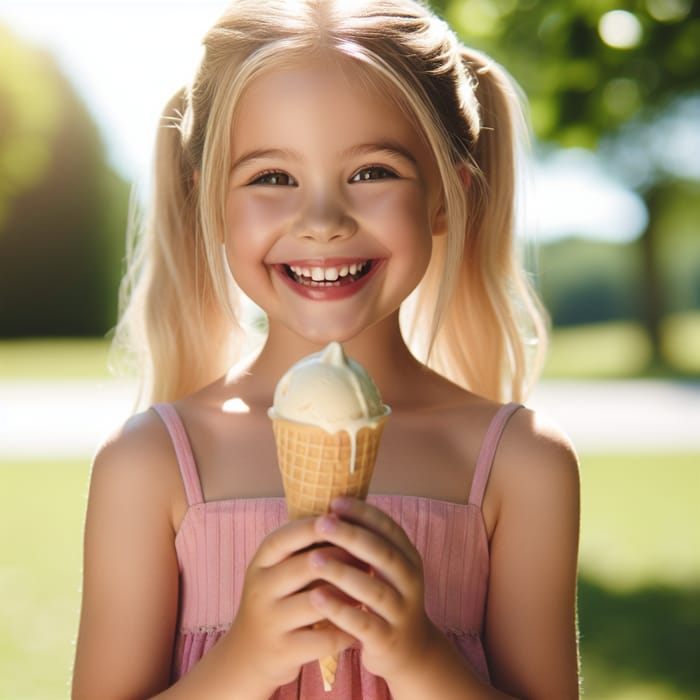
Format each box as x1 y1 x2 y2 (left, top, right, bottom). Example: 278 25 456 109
268 341 389 472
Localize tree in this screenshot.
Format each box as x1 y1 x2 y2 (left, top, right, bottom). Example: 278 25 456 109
0 25 129 337
435 0 700 361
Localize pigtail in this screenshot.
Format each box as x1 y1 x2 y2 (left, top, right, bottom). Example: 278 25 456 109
410 48 547 403
458 48 547 401
115 88 236 406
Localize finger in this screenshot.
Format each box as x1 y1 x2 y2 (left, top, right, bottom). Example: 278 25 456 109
252 517 326 569
289 623 356 661
315 512 419 592
329 498 422 569
309 548 402 623
309 584 390 647
275 587 347 631
254 545 339 601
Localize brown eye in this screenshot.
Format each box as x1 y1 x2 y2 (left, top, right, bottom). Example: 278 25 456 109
350 166 397 182
250 171 298 186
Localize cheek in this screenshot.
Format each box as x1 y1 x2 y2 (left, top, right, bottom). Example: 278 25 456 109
225 192 295 246
224 199 268 290
369 190 434 262
224 198 275 275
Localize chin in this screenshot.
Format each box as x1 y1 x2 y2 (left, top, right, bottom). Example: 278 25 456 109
285 320 361 348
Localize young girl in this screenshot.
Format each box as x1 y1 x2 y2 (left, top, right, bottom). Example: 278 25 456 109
72 1 580 698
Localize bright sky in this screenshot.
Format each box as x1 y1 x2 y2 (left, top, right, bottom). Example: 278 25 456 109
1 0 650 242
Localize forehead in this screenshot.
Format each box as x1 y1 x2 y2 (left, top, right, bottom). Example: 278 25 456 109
230 56 429 157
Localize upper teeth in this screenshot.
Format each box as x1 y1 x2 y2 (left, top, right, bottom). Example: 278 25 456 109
289 262 367 281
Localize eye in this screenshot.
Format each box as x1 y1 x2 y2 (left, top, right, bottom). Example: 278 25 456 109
249 171 298 186
350 166 398 183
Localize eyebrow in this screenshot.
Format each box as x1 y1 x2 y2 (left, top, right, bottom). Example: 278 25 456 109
230 148 298 172
230 141 419 173
343 142 419 166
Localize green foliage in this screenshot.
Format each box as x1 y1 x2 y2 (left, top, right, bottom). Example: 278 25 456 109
437 0 700 147
653 181 700 310
538 238 645 326
431 0 700 365
0 25 130 337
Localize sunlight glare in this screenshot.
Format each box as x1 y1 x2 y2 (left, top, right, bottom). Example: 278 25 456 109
598 10 643 50
222 397 250 414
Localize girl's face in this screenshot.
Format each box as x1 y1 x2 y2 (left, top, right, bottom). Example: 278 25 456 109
225 57 443 346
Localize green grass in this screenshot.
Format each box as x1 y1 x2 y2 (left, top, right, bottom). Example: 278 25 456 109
1 312 698 381
1 454 698 699
543 312 700 379
0 338 112 379
0 460 89 700
578 453 700 588
577 454 700 700
544 321 653 378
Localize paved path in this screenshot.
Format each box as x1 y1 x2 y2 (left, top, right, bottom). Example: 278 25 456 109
1 379 699 459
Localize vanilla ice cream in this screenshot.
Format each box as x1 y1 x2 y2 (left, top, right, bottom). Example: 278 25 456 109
268 342 389 471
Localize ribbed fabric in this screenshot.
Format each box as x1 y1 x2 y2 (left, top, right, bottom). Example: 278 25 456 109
152 402 522 698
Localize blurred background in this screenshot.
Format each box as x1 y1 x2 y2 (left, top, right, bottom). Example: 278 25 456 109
0 1 698 699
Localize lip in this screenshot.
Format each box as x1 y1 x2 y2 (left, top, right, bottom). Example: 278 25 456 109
272 257 384 301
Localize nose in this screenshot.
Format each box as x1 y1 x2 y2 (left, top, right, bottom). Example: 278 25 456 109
293 186 357 242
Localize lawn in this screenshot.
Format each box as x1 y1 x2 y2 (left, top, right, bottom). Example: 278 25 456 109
1 453 698 700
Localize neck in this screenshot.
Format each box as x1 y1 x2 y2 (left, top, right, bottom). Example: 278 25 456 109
244 311 428 405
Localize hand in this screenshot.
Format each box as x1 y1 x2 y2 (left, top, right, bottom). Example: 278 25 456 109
308 498 440 683
224 518 356 691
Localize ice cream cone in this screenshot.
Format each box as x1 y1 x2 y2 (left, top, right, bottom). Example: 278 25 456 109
272 416 388 519
272 415 388 690
269 342 390 690
317 640 339 692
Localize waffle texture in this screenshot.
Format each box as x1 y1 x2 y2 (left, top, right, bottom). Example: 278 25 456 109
272 417 387 519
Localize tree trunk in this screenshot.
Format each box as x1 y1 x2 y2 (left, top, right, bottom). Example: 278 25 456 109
639 185 665 366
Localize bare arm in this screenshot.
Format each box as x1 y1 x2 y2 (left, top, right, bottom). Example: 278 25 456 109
483 409 580 699
72 411 182 699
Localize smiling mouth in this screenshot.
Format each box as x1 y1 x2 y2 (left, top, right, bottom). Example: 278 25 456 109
283 261 374 287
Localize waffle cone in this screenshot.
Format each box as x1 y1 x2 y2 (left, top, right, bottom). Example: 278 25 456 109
272 414 388 690
317 638 339 691
272 416 388 520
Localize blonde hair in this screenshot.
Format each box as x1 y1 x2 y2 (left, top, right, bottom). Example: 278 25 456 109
115 0 547 405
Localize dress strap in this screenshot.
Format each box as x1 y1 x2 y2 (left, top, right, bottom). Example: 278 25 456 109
152 403 205 506
468 402 523 507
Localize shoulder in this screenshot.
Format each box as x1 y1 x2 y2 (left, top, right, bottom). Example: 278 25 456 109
486 404 580 533
506 403 578 464
92 407 174 481
501 403 579 484
89 407 186 530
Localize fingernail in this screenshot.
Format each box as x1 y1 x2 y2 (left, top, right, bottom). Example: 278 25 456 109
331 496 352 511
317 514 337 534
